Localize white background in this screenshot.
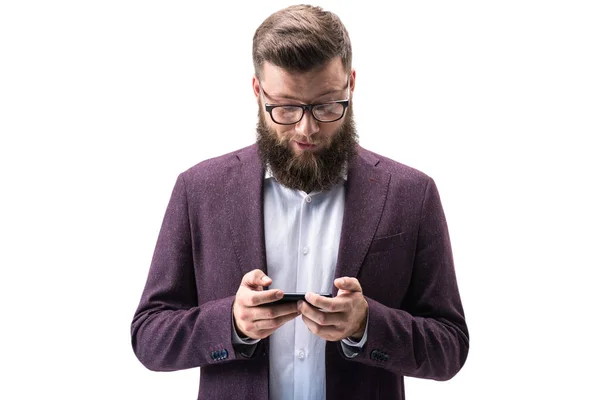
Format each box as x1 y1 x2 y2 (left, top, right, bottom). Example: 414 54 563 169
1 1 599 399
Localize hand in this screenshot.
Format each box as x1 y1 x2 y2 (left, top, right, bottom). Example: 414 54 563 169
233 269 300 340
298 277 368 342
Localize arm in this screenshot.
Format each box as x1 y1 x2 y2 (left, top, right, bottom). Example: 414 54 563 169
130 174 255 371
341 178 469 380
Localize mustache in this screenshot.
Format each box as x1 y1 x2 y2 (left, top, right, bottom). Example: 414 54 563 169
276 135 321 147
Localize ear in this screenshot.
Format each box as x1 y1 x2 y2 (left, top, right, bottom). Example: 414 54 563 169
252 75 261 100
349 68 356 94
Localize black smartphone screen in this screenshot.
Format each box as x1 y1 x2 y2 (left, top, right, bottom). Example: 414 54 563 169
270 292 332 305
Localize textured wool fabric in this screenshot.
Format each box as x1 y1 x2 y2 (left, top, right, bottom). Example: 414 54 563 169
131 144 469 400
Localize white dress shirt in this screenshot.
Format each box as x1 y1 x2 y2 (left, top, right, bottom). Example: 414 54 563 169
233 168 367 400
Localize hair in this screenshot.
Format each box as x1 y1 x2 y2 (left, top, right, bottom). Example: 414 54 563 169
252 5 352 79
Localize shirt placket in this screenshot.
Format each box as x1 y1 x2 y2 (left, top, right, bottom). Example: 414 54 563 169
293 192 314 400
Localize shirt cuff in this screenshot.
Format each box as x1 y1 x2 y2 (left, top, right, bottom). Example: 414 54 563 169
340 313 369 358
232 313 261 345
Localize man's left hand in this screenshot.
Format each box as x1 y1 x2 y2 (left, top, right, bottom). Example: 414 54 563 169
298 277 368 342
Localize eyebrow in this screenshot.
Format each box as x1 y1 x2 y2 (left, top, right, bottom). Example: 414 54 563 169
266 86 347 103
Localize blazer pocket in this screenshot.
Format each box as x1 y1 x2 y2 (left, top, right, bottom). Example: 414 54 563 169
368 232 407 254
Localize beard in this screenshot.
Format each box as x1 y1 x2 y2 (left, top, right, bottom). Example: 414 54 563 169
256 105 358 193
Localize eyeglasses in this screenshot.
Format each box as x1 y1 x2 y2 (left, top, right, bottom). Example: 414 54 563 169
259 78 350 125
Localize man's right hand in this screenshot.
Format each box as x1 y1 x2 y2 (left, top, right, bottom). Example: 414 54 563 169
233 269 300 340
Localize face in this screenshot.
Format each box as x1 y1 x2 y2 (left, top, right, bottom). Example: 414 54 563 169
253 58 355 155
253 58 358 192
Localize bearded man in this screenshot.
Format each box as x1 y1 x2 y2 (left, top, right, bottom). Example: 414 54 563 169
131 5 469 400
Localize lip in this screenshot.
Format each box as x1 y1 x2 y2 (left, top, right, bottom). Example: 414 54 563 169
294 141 317 150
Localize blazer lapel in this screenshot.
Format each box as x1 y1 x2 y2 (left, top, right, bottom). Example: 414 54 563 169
333 148 390 294
224 145 389 288
225 145 268 278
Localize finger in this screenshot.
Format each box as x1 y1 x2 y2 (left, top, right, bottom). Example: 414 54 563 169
242 288 284 306
334 277 362 292
234 297 294 335
301 315 340 341
242 269 272 288
240 310 300 339
304 292 347 313
298 301 343 326
254 302 299 319
254 310 300 331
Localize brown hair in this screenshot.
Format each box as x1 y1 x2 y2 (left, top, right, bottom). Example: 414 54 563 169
252 5 352 79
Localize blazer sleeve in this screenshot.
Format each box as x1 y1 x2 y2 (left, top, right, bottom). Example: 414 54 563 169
341 177 469 380
130 173 255 371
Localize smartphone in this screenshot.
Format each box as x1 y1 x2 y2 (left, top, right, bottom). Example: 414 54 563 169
270 292 332 306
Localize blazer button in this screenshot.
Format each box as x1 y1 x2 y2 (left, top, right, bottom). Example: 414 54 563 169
371 349 389 362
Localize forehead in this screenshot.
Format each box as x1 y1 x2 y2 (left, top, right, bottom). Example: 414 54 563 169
260 57 347 100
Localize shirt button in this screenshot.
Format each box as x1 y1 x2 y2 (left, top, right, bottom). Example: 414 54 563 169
302 246 309 255
305 196 312 203
297 349 305 359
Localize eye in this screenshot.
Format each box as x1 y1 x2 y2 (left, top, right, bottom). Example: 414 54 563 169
271 106 303 123
279 106 300 115
313 103 344 120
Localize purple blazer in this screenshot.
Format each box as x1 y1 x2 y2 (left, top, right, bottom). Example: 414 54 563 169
131 144 469 399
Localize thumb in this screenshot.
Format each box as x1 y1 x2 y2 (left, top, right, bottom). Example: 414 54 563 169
334 277 361 292
242 269 272 288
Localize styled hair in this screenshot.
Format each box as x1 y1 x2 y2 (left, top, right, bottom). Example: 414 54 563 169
252 5 352 79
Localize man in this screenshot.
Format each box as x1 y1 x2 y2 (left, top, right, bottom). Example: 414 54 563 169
131 5 469 400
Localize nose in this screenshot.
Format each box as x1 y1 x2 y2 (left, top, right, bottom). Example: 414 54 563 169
295 110 320 138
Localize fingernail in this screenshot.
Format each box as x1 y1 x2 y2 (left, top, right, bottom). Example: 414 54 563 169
261 276 269 283
275 291 283 299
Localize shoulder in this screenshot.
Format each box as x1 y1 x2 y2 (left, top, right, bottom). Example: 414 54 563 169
355 146 442 210
356 146 432 186
178 144 258 183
